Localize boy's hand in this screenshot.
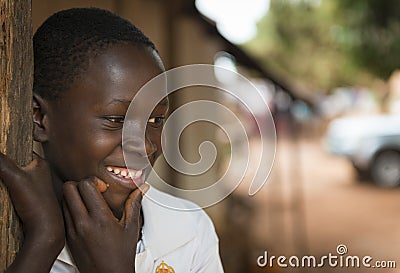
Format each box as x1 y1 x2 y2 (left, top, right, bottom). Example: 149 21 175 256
63 179 149 273
0 152 64 273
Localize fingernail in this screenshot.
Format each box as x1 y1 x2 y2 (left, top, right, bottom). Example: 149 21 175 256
139 183 150 196
94 177 108 193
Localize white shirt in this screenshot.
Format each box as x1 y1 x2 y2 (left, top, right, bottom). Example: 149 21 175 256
51 186 224 273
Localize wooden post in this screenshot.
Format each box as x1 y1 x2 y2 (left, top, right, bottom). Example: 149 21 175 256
0 0 33 270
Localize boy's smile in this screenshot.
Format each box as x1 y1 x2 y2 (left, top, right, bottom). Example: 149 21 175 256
39 44 167 218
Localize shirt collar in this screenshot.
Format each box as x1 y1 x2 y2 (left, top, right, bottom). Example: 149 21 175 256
57 245 74 265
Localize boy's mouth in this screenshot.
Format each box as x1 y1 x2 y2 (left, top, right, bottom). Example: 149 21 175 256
106 166 144 189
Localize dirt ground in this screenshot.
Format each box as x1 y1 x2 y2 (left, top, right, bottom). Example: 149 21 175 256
216 136 400 273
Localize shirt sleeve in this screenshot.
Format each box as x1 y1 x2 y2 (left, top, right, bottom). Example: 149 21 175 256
189 210 225 273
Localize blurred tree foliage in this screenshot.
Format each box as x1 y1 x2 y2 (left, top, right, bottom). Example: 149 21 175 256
337 0 400 79
244 0 400 93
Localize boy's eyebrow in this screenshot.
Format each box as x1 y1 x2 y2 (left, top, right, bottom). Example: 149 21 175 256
106 99 132 106
106 98 168 105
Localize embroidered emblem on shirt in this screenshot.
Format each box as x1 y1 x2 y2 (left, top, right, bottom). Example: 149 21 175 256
155 260 175 273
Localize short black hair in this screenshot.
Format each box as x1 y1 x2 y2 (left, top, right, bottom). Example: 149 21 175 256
33 7 157 100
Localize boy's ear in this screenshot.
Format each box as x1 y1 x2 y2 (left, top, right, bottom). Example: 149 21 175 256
33 94 50 143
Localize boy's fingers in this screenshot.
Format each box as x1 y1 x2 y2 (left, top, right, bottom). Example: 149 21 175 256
30 152 45 167
123 189 142 232
21 154 38 171
63 181 89 223
93 177 109 193
77 178 114 220
62 200 77 239
22 152 49 172
0 152 24 191
124 184 149 234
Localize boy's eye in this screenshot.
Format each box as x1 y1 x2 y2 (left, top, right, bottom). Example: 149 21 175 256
103 116 125 129
148 116 165 128
105 116 125 123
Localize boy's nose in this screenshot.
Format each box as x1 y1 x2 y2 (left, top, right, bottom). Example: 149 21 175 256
123 135 156 158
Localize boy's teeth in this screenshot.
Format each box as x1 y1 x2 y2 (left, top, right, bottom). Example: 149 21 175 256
107 166 142 179
132 170 143 179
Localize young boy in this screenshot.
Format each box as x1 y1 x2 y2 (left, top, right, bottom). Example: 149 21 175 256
0 8 224 273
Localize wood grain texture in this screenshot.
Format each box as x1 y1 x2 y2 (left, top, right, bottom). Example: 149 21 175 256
0 0 33 270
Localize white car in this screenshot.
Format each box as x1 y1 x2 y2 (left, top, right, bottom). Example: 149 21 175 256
325 115 400 187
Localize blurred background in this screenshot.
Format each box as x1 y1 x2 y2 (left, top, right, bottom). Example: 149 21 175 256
33 0 400 272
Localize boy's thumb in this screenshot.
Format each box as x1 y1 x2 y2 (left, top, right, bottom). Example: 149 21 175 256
124 184 149 234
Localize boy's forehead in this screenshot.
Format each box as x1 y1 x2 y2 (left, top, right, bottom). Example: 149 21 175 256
57 45 165 102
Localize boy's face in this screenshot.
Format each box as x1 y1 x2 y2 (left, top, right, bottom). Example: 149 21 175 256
41 44 167 216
